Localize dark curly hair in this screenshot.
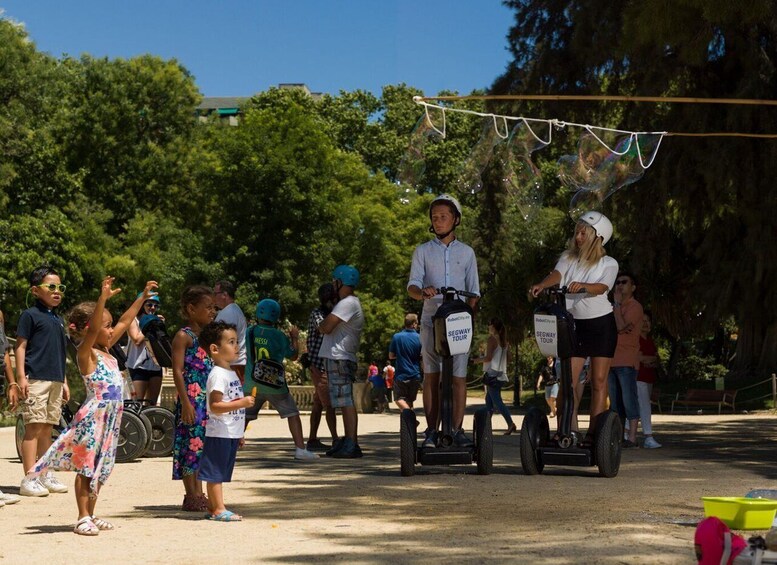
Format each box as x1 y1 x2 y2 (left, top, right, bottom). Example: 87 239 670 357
180 285 214 319
30 265 60 286
200 320 237 352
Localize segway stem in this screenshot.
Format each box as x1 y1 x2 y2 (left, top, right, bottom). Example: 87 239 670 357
440 356 454 447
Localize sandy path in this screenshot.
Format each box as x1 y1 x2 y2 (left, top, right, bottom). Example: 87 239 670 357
2 405 775 564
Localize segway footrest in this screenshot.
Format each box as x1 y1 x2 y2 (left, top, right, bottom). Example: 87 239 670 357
540 446 594 467
418 448 473 466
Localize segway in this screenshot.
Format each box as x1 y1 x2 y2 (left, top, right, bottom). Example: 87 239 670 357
520 286 622 478
400 287 493 476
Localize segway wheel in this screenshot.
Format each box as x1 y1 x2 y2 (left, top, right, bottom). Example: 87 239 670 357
595 411 623 478
520 407 549 475
473 407 493 475
138 411 153 455
141 406 175 457
15 416 25 462
116 411 149 463
399 409 417 476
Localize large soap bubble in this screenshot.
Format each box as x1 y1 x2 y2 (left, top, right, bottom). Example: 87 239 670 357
454 116 508 194
396 106 446 190
496 120 551 219
560 130 664 218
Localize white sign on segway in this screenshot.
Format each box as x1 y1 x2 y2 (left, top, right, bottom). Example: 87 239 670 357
445 312 473 356
534 314 559 358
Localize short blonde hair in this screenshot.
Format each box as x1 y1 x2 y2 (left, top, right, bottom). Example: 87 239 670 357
404 313 418 328
564 221 606 267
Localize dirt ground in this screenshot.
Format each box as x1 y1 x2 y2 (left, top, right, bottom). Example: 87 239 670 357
1 402 776 564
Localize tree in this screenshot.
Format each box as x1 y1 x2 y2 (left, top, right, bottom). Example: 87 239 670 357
494 0 777 377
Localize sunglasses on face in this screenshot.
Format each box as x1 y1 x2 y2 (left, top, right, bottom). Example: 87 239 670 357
144 303 159 309
38 284 66 293
615 279 630 286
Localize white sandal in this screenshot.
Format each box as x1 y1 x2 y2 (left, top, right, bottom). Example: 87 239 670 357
91 516 114 531
74 516 99 536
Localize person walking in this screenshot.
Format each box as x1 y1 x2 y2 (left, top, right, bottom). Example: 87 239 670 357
474 318 516 435
388 314 422 411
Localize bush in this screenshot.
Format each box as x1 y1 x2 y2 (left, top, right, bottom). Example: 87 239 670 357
677 354 728 382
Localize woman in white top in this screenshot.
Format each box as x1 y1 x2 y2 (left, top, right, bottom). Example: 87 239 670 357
126 295 163 404
474 318 516 435
530 211 618 442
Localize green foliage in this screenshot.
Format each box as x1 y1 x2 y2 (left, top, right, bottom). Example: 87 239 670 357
676 354 728 383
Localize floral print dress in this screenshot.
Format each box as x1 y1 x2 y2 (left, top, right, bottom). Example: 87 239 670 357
29 350 124 494
172 327 212 479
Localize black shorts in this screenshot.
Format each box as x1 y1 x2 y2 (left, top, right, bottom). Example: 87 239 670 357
573 312 617 358
393 379 421 403
129 368 163 382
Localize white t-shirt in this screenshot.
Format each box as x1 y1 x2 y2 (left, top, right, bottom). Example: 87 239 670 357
205 366 245 439
553 253 618 319
320 295 364 363
489 344 508 377
215 303 247 365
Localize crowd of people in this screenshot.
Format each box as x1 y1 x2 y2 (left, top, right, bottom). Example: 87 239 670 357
0 193 664 532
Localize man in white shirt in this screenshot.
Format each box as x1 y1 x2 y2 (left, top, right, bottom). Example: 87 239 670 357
214 280 247 384
318 265 364 458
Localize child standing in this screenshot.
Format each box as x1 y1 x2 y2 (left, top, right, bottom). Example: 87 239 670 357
13 265 69 497
244 299 317 460
172 285 216 511
27 277 158 535
199 320 255 521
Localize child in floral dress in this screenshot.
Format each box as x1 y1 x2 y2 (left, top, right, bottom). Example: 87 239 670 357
28 277 158 536
172 285 216 511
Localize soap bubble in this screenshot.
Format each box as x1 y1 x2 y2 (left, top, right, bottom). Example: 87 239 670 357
396 106 446 189
568 188 604 219
496 120 551 219
561 130 664 218
454 116 508 194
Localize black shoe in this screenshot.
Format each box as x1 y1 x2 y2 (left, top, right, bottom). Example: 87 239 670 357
325 438 344 456
331 438 363 458
306 438 330 452
421 429 437 449
454 429 474 448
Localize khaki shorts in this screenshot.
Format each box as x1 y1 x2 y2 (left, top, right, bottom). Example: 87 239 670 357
22 380 64 425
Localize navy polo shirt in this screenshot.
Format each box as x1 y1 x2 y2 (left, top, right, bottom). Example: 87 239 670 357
389 329 422 382
16 301 67 382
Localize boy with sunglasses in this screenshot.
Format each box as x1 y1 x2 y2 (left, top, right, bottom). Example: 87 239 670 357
11 265 69 497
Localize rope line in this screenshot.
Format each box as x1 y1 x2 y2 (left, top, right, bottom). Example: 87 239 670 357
417 94 777 107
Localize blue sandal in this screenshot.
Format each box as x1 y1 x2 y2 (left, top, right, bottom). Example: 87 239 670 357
208 510 242 522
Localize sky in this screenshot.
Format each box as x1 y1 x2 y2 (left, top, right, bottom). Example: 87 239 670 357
0 1 515 98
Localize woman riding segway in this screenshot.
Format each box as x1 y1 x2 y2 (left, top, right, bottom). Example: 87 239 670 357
530 211 618 447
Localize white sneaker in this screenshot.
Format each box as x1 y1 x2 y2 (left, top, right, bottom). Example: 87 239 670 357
294 447 319 461
40 472 69 493
643 437 662 449
20 477 49 497
0 489 21 505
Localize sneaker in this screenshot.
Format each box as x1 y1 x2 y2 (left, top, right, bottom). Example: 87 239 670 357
622 439 638 448
20 477 49 497
325 438 344 456
330 438 363 459
421 429 437 449
306 438 330 452
0 490 21 505
294 447 319 461
643 437 662 449
454 429 474 448
40 471 69 493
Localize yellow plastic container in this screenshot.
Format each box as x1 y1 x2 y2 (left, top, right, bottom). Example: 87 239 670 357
702 497 777 530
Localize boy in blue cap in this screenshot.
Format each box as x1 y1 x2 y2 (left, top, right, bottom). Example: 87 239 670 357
244 299 318 461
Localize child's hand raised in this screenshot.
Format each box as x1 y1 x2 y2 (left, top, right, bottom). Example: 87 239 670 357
141 281 159 301
100 276 122 301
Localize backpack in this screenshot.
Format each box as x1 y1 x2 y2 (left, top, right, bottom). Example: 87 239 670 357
139 314 173 368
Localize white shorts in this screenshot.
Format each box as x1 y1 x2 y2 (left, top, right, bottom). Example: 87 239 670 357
420 323 469 378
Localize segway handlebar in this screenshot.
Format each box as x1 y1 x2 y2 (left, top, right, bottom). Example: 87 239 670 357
437 286 479 300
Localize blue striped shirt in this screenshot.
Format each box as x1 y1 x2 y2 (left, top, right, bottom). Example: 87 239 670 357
408 238 480 325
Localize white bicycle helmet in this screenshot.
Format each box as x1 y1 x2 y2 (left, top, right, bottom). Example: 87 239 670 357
579 211 613 245
429 194 462 219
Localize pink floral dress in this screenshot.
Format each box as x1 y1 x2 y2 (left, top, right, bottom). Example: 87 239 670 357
172 327 212 479
29 350 124 494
